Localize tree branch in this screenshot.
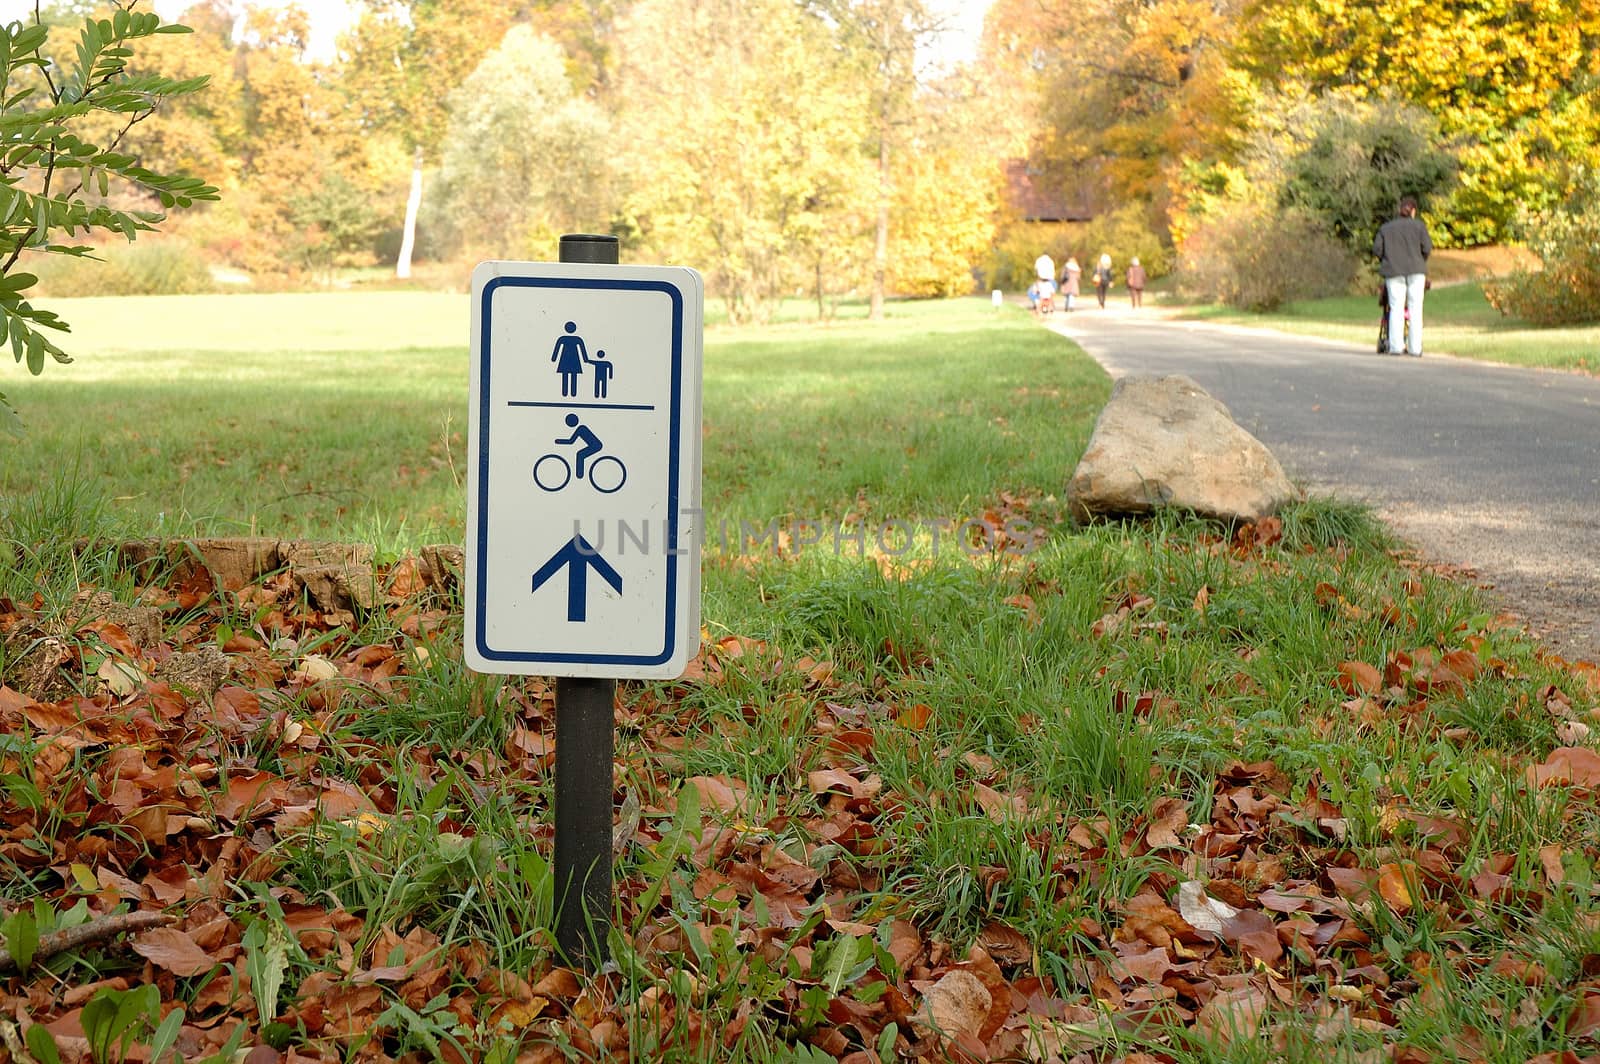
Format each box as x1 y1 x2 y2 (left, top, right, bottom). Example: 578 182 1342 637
0 1017 39 1062
0 1019 40 1064
1075 58 1181 89
0 910 174 974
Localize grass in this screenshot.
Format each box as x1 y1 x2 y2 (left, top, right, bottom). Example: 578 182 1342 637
1 293 1088 553
3 292 1600 1061
1176 281 1600 374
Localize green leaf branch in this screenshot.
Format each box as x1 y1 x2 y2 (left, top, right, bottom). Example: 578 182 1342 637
0 4 219 434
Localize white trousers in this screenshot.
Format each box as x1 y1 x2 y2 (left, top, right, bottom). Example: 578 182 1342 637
1385 273 1426 354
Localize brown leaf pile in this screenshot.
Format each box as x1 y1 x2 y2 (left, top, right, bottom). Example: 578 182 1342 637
3 536 1600 1062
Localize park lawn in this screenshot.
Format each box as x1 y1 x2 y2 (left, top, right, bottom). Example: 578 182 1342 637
3 294 1600 1061
1177 282 1600 374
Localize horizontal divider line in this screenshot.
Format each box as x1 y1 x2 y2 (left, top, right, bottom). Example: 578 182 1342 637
507 401 657 411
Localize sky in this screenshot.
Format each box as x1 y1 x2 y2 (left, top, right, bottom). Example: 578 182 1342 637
0 0 990 66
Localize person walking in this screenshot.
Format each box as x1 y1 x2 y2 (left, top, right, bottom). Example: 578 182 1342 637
1060 257 1081 312
1372 196 1433 356
1034 251 1056 287
1093 254 1114 308
1125 257 1147 308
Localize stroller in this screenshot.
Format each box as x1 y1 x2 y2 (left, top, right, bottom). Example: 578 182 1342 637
1376 284 1409 354
1376 278 1429 353
1029 278 1057 316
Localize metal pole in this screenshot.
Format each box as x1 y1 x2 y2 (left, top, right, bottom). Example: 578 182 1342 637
552 233 619 970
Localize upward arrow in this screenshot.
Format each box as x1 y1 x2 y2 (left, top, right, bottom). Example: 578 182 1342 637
531 535 623 622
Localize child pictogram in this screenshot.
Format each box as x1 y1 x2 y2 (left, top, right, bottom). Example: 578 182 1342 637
587 349 614 398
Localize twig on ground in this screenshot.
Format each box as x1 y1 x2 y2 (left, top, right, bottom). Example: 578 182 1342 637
0 1018 40 1064
0 910 174 973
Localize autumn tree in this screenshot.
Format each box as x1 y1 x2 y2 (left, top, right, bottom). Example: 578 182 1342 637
1233 0 1600 242
809 0 954 319
215 7 396 277
1005 0 1245 216
339 0 521 277
428 25 612 259
885 69 1004 297
118 1 246 189
615 0 871 322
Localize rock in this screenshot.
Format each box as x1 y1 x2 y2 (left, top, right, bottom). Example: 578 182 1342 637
1067 375 1299 523
297 562 378 611
117 537 280 591
77 591 164 648
419 545 465 591
154 646 231 697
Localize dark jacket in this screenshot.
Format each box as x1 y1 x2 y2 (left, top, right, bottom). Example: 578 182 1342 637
1373 215 1432 278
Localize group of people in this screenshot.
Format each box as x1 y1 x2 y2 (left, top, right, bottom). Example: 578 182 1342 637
1027 252 1147 313
1018 194 1435 355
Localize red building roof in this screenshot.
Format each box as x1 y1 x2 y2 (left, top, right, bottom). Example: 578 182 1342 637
1004 159 1093 222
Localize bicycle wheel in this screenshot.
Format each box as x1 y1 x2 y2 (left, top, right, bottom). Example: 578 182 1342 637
589 456 626 494
533 453 571 491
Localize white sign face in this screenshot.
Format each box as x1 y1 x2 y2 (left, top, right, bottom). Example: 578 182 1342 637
465 261 703 678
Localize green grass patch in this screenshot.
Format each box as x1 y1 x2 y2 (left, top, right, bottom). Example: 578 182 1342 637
1179 282 1600 373
3 293 1599 1061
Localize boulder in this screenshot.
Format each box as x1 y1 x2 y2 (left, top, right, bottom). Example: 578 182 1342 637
1067 374 1299 523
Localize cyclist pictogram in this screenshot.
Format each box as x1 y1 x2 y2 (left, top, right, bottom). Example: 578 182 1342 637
534 413 626 494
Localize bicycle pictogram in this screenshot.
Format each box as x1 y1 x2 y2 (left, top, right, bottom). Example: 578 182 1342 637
534 413 627 494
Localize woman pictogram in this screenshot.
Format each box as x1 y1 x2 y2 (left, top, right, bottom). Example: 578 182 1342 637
550 321 587 397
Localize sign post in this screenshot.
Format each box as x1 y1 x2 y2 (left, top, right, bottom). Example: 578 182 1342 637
466 235 703 968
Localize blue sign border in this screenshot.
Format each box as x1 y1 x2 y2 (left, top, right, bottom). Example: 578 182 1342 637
475 275 683 666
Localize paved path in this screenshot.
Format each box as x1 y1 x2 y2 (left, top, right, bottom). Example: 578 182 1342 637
1047 306 1600 661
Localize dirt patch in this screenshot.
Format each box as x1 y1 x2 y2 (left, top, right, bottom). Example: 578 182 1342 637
1429 245 1539 285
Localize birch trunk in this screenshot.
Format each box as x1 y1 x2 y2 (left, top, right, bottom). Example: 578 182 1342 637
869 132 889 322
396 148 424 280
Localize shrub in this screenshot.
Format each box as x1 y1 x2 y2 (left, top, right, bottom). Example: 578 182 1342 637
983 221 1080 293
1177 203 1357 311
1277 95 1458 253
35 240 216 298
985 203 1177 294
1484 169 1600 326
1072 203 1174 279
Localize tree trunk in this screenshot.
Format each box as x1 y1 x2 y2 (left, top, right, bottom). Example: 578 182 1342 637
870 129 889 322
396 147 424 280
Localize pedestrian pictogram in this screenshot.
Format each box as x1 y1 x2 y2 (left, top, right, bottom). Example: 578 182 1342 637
465 260 703 679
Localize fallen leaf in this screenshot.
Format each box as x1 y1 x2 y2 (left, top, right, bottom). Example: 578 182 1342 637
1177 880 1238 936
133 927 217 977
1194 986 1270 1046
1336 661 1382 696
687 775 748 813
974 782 1027 821
1376 863 1414 913
1528 747 1600 789
1556 720 1592 745
97 659 148 698
896 702 932 729
807 769 864 799
1145 798 1188 849
294 655 341 683
916 970 990 1043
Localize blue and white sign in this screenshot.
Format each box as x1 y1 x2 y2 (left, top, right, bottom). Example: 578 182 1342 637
466 261 703 678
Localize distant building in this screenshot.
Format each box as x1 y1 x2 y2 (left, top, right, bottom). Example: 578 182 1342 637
1003 159 1094 223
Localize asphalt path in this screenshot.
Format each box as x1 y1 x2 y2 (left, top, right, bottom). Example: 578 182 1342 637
1046 305 1600 661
